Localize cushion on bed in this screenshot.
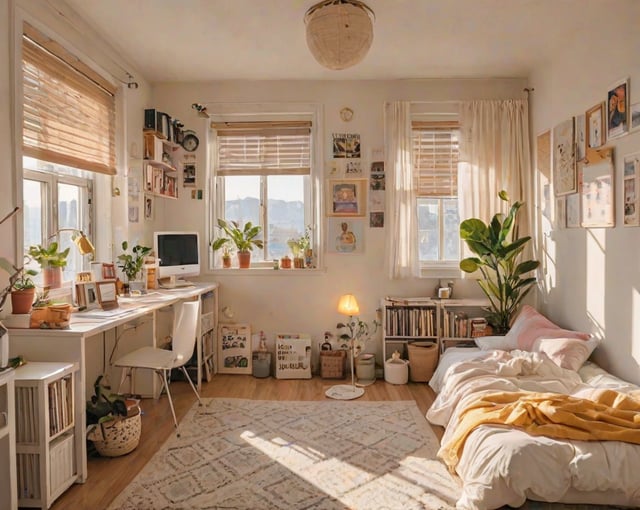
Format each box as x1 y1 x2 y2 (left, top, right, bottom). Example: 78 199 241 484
474 335 518 351
532 337 600 371
505 305 590 351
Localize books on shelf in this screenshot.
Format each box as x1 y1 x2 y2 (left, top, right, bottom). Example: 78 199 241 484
384 306 437 337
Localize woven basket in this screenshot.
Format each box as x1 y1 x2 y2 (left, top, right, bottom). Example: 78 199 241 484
407 342 439 383
320 350 346 378
87 411 141 457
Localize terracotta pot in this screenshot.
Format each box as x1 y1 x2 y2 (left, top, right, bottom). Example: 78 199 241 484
222 255 232 268
237 251 251 269
11 288 36 314
43 266 63 289
280 256 291 269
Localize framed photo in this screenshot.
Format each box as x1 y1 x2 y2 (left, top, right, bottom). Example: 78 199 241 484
581 148 614 228
586 102 605 149
95 281 118 310
326 178 367 217
630 102 640 132
332 133 361 158
553 118 576 196
574 114 586 162
623 152 640 226
606 77 629 140
102 263 116 280
75 282 99 310
566 192 581 228
217 323 252 374
327 218 365 253
144 195 153 220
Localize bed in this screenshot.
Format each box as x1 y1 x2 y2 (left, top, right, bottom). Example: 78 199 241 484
426 306 640 510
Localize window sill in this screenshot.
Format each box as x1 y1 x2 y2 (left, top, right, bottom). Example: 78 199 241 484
420 265 462 279
208 267 327 276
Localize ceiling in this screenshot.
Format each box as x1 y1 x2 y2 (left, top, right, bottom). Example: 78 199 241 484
63 0 608 83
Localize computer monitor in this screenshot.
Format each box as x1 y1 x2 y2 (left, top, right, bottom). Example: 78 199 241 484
154 231 200 284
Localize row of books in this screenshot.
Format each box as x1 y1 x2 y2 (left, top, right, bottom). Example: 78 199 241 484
442 312 488 338
144 164 178 198
47 375 74 436
385 307 437 337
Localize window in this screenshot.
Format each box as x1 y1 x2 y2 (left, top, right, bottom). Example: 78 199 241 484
20 22 114 281
412 121 460 264
212 119 315 267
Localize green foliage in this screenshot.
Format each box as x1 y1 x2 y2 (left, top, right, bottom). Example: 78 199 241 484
459 190 540 334
336 317 380 355
27 242 70 268
12 267 38 291
211 219 263 254
86 375 128 425
117 241 152 281
287 226 312 257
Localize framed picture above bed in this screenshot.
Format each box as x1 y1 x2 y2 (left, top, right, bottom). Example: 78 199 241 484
580 148 615 228
552 118 576 196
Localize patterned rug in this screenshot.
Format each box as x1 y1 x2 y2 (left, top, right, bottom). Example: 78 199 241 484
108 398 461 509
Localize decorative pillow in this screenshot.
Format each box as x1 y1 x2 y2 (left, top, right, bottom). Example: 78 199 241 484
474 335 519 351
505 305 590 351
533 337 600 371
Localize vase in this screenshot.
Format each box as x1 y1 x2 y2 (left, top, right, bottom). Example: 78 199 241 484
11 288 36 314
42 266 62 289
222 255 232 268
237 251 251 269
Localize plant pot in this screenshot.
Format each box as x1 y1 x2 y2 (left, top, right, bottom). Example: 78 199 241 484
222 255 232 268
293 257 305 269
42 266 62 289
280 256 291 269
237 251 251 269
11 288 36 314
87 412 142 457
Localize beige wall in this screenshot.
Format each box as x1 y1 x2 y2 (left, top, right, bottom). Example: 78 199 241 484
530 0 640 384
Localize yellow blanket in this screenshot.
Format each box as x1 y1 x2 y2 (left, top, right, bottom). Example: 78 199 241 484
440 389 640 471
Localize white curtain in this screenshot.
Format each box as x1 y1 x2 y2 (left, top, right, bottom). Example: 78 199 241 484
458 99 531 232
384 101 420 278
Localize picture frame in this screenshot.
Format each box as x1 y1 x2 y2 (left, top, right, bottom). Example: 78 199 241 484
555 196 566 229
580 148 615 228
606 77 629 140
566 192 581 229
552 118 576 196
75 282 99 310
102 263 116 280
95 280 118 310
574 114 586 162
586 102 605 149
327 218 365 253
630 102 640 132
144 195 153 220
217 323 252 374
623 152 640 227
326 178 367 217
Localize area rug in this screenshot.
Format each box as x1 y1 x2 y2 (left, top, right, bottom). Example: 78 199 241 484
107 398 461 509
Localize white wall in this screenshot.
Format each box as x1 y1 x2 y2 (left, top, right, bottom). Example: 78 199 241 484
530 0 640 384
150 78 525 360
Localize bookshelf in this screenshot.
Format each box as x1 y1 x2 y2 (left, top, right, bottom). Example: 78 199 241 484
14 361 81 509
439 298 491 352
143 132 179 199
0 367 17 510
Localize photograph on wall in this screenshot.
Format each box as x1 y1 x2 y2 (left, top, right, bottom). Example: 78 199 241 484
574 114 586 162
327 218 364 253
566 192 581 228
128 174 140 201
369 190 385 211
332 133 361 158
552 118 576 196
606 78 629 140
128 205 139 223
326 178 367 217
631 102 640 132
586 102 605 149
144 196 153 220
370 161 385 190
217 323 252 374
623 152 640 226
345 160 362 175
183 153 196 187
370 211 384 228
580 149 614 228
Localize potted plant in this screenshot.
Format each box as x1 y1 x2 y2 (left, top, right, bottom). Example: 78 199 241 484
287 226 312 269
211 219 263 269
27 242 70 289
86 375 141 457
459 190 540 334
10 266 38 314
116 241 152 292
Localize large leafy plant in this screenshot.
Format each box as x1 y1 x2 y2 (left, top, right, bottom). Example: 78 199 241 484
27 242 70 268
459 190 539 334
117 241 152 281
211 219 263 254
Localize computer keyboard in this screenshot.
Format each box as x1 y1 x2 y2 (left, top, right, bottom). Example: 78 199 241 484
159 280 194 289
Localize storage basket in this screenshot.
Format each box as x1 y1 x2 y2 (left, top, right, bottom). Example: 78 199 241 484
320 350 346 378
87 411 142 457
407 341 439 382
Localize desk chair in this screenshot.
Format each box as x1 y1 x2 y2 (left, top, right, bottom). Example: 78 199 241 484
113 300 202 435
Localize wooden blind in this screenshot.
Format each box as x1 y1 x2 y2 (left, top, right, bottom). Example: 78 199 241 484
212 121 311 176
22 27 116 176
412 121 459 197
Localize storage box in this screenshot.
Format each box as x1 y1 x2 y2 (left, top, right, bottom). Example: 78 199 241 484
384 358 409 384
320 350 346 378
407 341 438 382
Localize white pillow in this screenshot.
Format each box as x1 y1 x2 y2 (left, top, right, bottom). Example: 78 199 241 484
532 337 600 371
474 335 519 351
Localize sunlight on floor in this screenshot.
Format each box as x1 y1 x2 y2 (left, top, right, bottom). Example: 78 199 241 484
241 430 459 509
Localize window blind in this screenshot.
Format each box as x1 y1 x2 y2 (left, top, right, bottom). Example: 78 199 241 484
212 121 311 176
412 121 459 197
22 24 116 176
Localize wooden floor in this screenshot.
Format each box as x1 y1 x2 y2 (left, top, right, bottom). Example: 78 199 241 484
51 375 442 510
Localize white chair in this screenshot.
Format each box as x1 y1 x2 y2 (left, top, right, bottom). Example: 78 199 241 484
113 300 202 435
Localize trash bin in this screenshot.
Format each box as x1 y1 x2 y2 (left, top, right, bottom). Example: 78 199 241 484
252 352 271 378
407 342 438 382
355 353 375 384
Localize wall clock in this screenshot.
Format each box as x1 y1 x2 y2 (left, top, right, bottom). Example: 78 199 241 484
181 130 199 152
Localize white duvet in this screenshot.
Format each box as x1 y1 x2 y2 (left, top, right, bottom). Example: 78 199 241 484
426 350 640 510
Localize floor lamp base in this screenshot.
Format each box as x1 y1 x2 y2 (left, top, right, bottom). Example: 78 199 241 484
325 384 365 400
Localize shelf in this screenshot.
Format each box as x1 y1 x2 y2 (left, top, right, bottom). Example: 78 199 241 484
144 159 177 173
145 191 177 200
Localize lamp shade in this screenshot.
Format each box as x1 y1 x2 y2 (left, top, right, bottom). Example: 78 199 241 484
337 294 360 316
305 0 374 70
74 233 95 256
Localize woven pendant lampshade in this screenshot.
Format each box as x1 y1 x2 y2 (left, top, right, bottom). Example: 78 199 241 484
304 0 375 70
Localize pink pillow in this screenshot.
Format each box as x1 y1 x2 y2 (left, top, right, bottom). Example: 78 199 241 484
533 337 600 371
505 305 590 351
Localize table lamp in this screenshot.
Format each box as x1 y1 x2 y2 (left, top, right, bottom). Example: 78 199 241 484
325 293 365 400
49 228 95 256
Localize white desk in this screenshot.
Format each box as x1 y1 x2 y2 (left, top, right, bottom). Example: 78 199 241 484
7 282 218 483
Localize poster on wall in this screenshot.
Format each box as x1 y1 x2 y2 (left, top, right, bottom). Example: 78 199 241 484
580 149 614 228
327 218 364 253
623 152 640 226
217 323 252 374
332 133 361 158
183 153 196 187
553 118 576 196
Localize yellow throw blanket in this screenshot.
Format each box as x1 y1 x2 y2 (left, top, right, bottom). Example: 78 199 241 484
440 389 640 471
